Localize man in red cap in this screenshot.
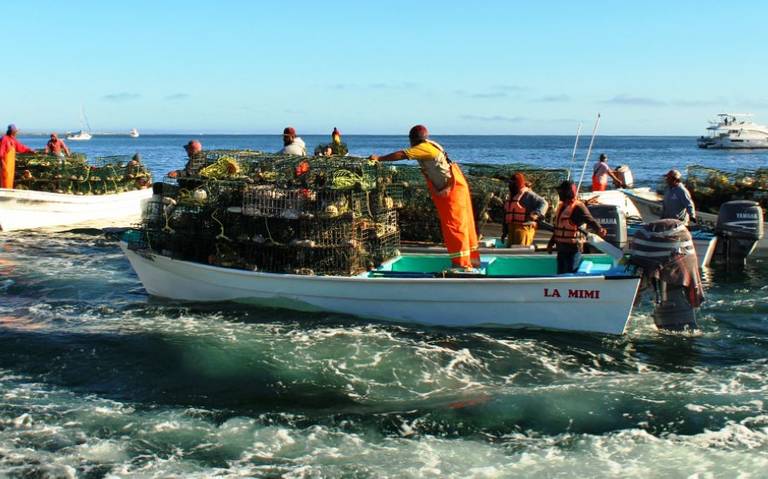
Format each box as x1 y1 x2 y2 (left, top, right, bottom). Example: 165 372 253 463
280 127 306 155
168 140 203 178
369 125 480 271
501 172 548 247
1 124 35 189
44 133 70 157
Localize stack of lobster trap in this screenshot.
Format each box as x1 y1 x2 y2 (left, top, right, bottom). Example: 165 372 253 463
13 153 152 194
132 151 402 276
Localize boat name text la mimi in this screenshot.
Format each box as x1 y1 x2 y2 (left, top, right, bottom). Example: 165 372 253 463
544 288 601 299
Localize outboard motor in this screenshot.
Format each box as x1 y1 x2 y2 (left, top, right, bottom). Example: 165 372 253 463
627 219 704 331
587 204 627 250
614 165 634 188
715 200 764 264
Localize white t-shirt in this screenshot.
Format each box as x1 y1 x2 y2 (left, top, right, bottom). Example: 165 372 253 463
280 137 306 155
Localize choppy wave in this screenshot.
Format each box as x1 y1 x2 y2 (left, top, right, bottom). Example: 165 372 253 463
2 226 768 476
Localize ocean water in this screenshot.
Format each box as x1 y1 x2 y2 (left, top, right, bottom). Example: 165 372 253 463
2 135 768 477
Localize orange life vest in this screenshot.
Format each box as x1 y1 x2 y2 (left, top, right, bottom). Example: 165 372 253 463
553 201 584 244
504 188 528 225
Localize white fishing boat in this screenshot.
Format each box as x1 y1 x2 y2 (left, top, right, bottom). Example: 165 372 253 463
0 188 152 232
120 244 642 335
129 128 140 138
66 107 93 141
617 188 768 259
697 113 768 149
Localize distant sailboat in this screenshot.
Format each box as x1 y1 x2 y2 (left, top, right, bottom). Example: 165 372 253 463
67 107 93 141
129 128 140 138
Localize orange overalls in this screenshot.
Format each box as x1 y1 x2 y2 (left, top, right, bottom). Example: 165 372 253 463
0 135 34 189
426 163 480 269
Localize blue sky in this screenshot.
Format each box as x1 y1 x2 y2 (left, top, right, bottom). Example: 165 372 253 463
3 0 768 135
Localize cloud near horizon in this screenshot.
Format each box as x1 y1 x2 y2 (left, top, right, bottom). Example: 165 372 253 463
602 94 666 106
328 82 418 90
165 93 190 101
460 114 526 123
102 92 141 102
534 94 571 103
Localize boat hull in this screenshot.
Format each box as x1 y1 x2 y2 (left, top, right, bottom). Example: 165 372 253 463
120 244 641 335
576 188 717 267
0 188 152 232
620 189 768 259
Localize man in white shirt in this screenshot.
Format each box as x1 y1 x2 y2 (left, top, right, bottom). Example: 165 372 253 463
280 127 307 155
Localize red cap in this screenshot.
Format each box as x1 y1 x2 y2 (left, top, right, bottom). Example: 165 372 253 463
511 172 526 190
183 140 202 152
332 127 340 135
283 127 296 136
409 125 429 141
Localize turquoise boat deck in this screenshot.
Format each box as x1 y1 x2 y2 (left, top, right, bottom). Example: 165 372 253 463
369 254 620 278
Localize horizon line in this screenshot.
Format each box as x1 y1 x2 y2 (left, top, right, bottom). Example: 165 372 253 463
16 132 700 138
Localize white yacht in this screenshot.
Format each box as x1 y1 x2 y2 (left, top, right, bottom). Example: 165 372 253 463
66 107 93 141
129 128 140 138
66 130 92 141
697 113 768 149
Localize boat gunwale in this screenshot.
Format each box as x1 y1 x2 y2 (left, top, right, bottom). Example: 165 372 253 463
120 242 639 284
0 187 151 203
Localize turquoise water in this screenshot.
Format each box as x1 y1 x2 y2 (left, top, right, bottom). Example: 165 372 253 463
1 136 768 477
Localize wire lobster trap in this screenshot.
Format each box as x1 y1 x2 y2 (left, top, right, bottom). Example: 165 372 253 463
241 185 356 219
239 242 368 276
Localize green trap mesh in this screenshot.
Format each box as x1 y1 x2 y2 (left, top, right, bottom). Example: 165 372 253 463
14 153 152 194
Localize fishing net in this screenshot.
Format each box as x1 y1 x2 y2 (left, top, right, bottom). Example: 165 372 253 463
13 153 152 194
685 165 768 214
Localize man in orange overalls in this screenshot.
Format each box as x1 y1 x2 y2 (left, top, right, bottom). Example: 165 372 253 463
0 124 35 189
370 125 480 270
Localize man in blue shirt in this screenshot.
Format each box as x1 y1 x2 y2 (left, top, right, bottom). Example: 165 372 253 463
661 169 697 224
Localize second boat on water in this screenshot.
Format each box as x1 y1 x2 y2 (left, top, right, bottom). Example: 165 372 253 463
697 113 768 149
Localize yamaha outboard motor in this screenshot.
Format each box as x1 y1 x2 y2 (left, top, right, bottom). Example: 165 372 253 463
627 219 704 331
587 204 627 250
715 200 764 264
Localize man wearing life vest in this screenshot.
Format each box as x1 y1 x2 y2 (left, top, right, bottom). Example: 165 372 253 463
591 153 626 192
547 180 607 274
501 172 548 247
370 125 480 270
0 124 36 189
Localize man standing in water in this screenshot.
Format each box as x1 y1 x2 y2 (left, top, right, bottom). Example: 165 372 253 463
661 169 697 225
0 124 35 189
369 125 480 270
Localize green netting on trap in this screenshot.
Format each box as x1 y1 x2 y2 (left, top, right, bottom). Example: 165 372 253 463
131 153 401 275
13 153 152 194
685 165 768 214
389 163 563 242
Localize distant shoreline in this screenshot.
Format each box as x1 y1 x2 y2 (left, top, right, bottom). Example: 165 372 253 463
17 133 697 138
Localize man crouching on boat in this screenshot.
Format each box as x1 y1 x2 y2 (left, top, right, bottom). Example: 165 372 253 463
369 125 480 270
547 180 607 274
501 172 548 247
